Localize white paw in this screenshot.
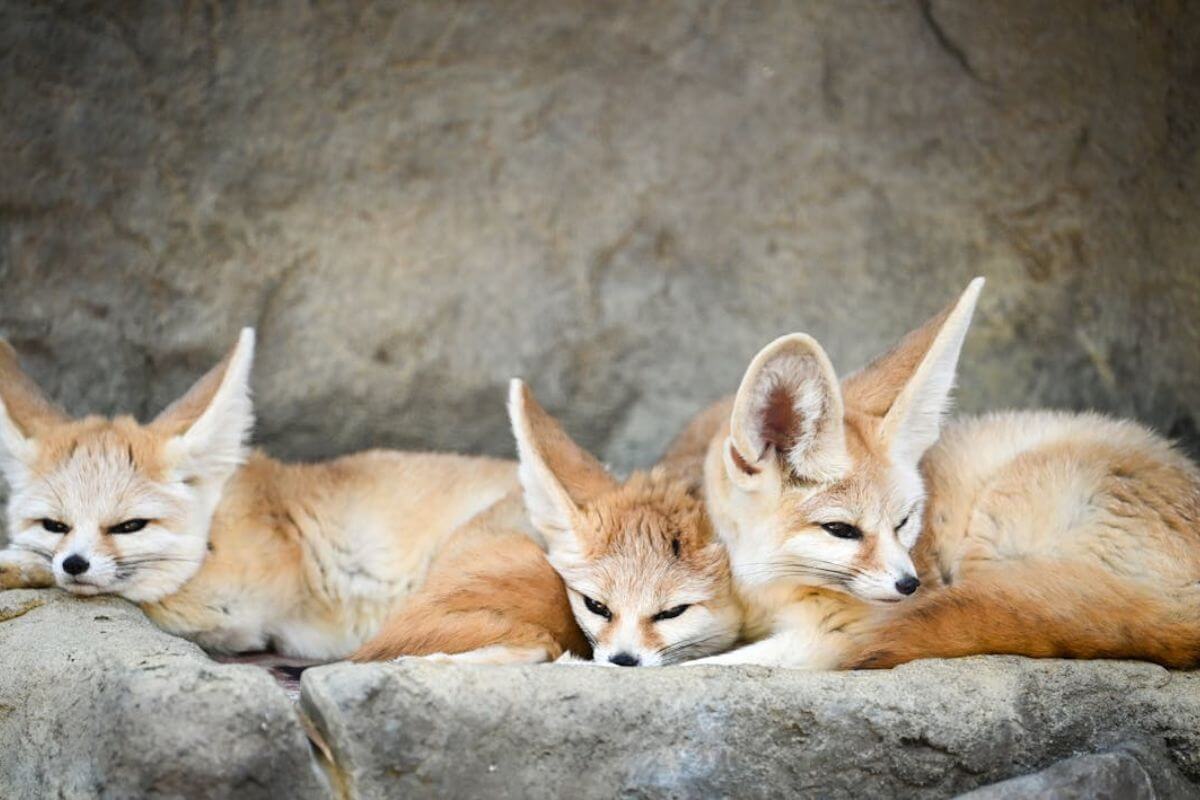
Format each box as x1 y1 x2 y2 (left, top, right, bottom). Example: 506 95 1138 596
390 652 456 665
0 550 54 590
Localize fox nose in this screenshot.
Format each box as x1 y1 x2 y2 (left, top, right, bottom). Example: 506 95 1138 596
62 554 90 576
895 575 920 595
608 652 640 667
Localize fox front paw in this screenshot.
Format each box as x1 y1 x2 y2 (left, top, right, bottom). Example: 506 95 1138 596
0 550 55 590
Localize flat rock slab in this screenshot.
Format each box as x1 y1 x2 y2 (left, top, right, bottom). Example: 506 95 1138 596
4 588 1199 799
0 590 328 800
302 658 1200 799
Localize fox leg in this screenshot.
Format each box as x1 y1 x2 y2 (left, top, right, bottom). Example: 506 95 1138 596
352 602 573 664
0 548 54 590
688 602 851 668
687 632 840 668
404 643 555 666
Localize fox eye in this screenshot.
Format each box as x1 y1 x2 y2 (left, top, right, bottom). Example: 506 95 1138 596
40 519 69 534
651 604 690 622
894 516 910 532
582 595 612 620
108 519 150 535
821 522 863 540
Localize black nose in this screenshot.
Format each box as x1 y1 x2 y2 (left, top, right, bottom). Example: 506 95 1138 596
608 652 640 667
62 554 90 576
895 575 920 595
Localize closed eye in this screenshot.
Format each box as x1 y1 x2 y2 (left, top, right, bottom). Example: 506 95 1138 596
651 604 690 622
582 595 612 620
894 516 910 532
108 519 150 535
820 522 863 540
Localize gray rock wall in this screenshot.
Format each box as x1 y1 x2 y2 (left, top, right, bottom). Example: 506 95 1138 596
1 0 1197 490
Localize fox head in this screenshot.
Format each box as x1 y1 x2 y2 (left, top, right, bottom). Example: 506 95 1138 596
509 380 740 666
0 330 255 603
707 279 984 605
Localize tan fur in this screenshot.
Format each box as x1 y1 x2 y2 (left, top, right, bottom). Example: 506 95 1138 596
687 278 1200 670
140 448 518 656
847 411 1200 668
0 331 518 659
351 493 590 663
352 382 742 667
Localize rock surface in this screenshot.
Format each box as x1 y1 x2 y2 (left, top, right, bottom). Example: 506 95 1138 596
3 588 1198 799
301 656 1200 799
956 749 1159 799
0 0 1197 515
0 590 329 800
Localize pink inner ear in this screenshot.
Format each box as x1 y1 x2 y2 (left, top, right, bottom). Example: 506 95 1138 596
759 383 798 460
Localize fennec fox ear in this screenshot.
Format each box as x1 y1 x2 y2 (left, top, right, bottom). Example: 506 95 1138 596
508 379 617 551
152 328 256 485
841 277 984 466
726 334 848 488
0 340 70 481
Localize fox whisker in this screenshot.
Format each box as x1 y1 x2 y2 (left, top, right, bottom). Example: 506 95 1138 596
659 632 734 663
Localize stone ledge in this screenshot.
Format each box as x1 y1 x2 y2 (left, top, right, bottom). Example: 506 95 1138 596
4 589 1199 799
0 590 329 800
300 657 1200 799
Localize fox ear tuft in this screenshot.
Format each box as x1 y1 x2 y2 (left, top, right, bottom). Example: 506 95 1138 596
0 340 69 482
728 334 848 485
842 277 984 466
508 379 616 552
154 328 256 485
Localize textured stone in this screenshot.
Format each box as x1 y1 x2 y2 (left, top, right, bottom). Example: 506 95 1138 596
955 751 1157 799
0 590 329 800
299 657 1200 799
0 0 1196 521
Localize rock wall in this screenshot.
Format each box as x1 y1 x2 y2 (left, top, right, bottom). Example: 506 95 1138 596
0 0 1197 486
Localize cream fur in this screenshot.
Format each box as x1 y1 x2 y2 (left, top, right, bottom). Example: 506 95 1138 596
0 331 518 659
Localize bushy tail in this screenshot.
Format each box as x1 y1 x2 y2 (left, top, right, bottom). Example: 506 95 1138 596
846 562 1200 669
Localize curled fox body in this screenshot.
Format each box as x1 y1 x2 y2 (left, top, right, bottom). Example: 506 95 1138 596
852 409 1200 668
352 380 742 667
676 278 1200 670
0 331 517 658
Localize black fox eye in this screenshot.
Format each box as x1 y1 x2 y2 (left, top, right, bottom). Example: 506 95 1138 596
109 519 150 535
894 516 910 532
821 522 863 540
651 604 691 622
582 595 612 620
40 519 69 534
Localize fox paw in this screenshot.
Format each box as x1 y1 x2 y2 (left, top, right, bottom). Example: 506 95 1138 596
391 652 457 665
0 550 55 590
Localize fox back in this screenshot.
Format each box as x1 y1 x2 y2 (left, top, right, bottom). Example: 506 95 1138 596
849 409 1200 668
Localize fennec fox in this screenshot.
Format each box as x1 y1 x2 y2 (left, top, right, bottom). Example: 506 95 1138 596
671 277 1200 669
0 330 517 658
353 380 742 666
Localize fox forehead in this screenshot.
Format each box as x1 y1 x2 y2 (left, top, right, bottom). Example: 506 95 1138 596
30 416 170 478
15 417 183 521
784 414 921 528
573 473 713 558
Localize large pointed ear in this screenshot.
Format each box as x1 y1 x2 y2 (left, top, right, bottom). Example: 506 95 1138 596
508 379 617 551
726 334 848 487
0 340 70 479
152 328 255 485
841 277 984 466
